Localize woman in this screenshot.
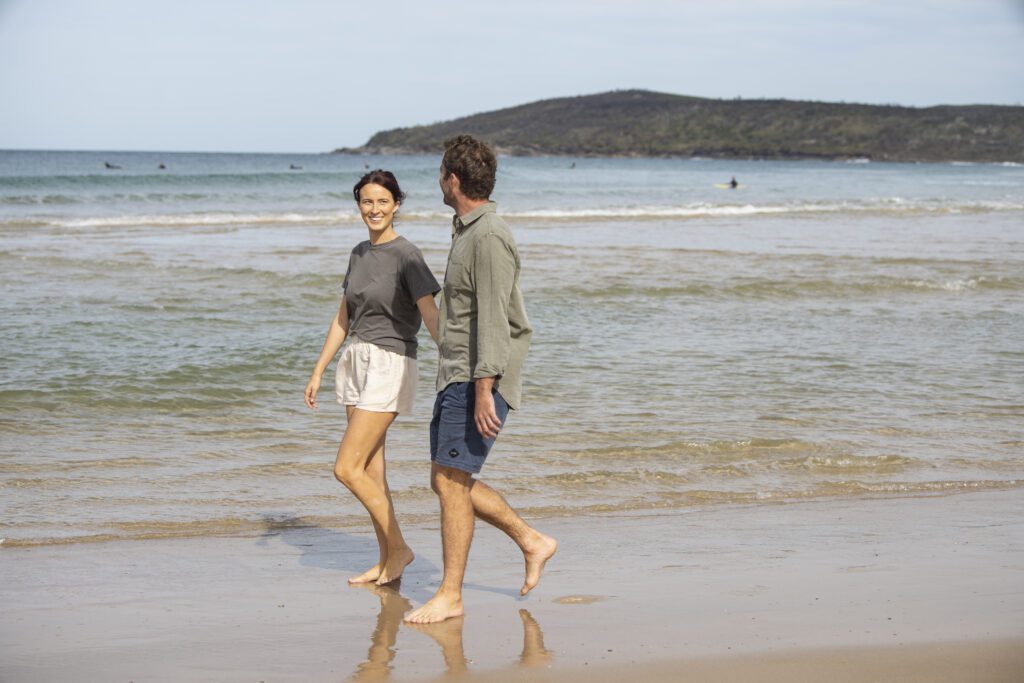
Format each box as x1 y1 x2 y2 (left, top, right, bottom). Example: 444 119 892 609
305 169 439 585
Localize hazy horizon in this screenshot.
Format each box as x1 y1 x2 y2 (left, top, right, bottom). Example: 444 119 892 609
2 0 1022 153
3 89 1023 155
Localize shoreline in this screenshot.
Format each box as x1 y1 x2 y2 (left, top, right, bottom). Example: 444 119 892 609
2 489 1022 681
6 485 1023 549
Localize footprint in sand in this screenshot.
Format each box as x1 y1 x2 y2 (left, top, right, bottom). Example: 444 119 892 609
553 595 606 605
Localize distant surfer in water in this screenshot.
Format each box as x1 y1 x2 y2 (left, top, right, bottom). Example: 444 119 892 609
304 169 440 585
729 176 738 189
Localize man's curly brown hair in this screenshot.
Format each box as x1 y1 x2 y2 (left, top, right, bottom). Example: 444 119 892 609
441 134 497 200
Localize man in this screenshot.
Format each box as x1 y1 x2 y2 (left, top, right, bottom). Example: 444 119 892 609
405 135 557 624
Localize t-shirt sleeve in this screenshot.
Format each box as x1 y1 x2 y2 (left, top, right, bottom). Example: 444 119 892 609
402 248 441 302
342 249 356 293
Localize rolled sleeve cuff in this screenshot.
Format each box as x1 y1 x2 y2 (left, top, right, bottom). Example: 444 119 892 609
472 366 504 380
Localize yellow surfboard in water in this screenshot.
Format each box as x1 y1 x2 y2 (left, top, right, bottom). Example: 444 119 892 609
714 183 745 189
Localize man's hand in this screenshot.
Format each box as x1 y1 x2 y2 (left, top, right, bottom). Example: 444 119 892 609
474 377 502 438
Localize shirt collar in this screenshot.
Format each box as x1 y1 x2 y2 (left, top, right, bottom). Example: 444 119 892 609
452 201 497 236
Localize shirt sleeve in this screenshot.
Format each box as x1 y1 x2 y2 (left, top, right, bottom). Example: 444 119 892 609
401 248 441 302
342 249 355 293
472 232 516 379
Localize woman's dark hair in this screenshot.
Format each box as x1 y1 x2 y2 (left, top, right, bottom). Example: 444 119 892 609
352 169 406 204
441 135 496 200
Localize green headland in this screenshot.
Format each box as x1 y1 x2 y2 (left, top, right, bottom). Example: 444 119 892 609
335 89 1024 163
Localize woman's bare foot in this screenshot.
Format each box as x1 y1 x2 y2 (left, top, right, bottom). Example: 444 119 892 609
349 563 383 584
375 546 414 585
404 592 463 624
521 532 558 596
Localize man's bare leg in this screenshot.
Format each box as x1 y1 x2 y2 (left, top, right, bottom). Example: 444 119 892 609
404 464 474 623
335 407 414 585
469 479 558 595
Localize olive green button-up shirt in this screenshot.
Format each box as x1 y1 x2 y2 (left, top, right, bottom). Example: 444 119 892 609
436 202 532 410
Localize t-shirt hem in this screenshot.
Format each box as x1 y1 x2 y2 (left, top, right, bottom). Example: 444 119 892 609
355 337 419 359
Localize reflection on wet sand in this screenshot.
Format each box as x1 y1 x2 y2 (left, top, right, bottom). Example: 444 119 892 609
518 609 554 668
407 615 469 675
349 584 553 679
351 582 411 681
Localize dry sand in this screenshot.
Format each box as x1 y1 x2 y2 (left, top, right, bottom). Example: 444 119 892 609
2 489 1022 681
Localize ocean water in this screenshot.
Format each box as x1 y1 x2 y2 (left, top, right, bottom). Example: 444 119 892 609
1 150 1022 547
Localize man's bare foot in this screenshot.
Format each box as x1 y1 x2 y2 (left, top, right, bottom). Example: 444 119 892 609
521 532 558 596
375 547 414 585
349 563 383 584
404 592 463 624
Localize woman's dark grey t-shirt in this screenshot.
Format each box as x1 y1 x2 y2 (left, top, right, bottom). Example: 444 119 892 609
343 236 440 359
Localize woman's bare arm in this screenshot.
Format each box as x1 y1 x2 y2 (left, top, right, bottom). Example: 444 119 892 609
417 293 439 344
304 297 349 409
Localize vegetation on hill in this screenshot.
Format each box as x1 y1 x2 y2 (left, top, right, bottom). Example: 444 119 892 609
335 90 1024 163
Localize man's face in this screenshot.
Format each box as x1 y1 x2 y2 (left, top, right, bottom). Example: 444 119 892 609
439 163 456 208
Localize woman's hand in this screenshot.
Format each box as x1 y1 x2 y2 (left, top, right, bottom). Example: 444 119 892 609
304 374 322 409
416 293 440 344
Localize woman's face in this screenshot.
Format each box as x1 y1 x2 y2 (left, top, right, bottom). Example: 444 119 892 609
358 183 398 231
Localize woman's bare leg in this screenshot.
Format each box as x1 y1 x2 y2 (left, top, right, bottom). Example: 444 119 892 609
346 407 388 583
365 428 413 584
334 407 413 584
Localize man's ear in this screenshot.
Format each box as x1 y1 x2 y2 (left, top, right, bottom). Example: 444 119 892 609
448 172 461 194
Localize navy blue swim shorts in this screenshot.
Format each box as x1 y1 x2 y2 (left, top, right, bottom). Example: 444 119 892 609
430 382 510 474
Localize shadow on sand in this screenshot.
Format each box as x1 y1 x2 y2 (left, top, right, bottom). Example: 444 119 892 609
255 514 524 602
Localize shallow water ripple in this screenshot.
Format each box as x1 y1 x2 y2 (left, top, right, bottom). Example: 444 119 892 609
2 152 1023 545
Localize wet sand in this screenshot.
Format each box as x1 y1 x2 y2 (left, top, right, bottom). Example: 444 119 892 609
2 489 1022 682
471 639 1024 683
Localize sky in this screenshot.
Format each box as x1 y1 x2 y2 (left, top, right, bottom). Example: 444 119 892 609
1 0 1022 153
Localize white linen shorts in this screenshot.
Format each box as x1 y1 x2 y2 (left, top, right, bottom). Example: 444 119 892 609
335 337 417 414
